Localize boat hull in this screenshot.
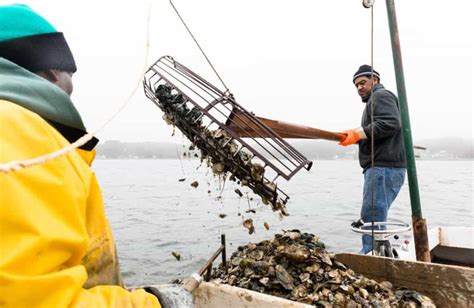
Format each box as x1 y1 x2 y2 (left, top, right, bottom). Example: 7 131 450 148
336 253 474 307
193 281 312 308
191 254 473 307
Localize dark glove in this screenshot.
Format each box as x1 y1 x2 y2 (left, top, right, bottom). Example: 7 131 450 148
143 284 194 308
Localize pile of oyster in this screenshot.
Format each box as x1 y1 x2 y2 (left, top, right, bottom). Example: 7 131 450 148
211 230 436 307
154 84 288 215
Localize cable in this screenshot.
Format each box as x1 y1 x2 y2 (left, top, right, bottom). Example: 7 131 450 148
370 5 376 256
169 0 230 94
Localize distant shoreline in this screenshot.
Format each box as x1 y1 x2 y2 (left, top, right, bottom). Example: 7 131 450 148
95 157 474 161
95 139 474 161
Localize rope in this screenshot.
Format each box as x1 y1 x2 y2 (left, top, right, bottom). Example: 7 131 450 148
0 3 153 174
369 5 376 255
169 0 230 94
0 133 94 173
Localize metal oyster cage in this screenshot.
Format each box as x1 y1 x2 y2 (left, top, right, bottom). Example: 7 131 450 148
143 56 312 206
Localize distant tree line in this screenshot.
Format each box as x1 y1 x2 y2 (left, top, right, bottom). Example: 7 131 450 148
97 140 179 159
96 138 473 160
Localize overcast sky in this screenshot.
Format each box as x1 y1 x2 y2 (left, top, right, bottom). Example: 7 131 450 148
4 0 473 143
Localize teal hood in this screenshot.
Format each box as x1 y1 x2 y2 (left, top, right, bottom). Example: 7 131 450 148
0 57 85 130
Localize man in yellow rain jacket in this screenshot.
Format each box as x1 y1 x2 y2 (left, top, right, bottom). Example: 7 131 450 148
0 4 161 307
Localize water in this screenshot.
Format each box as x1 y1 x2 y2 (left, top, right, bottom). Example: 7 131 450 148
94 159 473 286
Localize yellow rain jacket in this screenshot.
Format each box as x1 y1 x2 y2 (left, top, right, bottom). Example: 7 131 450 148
0 58 160 307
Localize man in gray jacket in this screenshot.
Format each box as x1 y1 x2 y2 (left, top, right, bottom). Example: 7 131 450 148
339 65 407 254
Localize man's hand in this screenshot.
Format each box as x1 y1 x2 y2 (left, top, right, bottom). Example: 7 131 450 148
339 127 367 146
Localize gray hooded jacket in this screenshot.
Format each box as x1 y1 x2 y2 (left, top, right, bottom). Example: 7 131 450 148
359 83 406 170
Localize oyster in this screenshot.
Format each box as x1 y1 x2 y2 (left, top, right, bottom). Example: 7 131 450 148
292 285 307 298
279 244 310 262
154 84 288 216
171 251 181 261
228 142 239 154
248 250 264 261
234 189 243 197
359 288 369 299
396 289 436 307
212 163 225 175
252 261 270 274
242 219 255 234
239 258 254 268
275 265 295 290
250 163 264 181
162 114 174 125
211 230 436 307
299 273 310 283
304 264 319 275
282 230 301 241
259 277 269 286
380 280 393 290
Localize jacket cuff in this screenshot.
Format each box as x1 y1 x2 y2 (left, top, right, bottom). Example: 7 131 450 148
356 127 368 139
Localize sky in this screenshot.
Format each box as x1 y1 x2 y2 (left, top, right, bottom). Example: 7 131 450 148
2 0 473 143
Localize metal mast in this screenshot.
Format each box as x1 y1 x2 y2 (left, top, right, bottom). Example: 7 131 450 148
385 0 431 262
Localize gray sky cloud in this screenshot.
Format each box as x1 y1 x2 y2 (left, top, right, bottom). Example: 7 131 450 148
6 0 473 142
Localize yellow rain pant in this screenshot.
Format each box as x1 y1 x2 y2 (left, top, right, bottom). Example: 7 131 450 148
0 100 161 307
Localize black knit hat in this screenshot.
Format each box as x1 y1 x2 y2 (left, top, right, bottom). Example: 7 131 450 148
353 65 380 83
0 4 77 73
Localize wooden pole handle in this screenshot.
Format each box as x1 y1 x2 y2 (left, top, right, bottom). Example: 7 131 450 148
260 119 346 141
226 109 346 142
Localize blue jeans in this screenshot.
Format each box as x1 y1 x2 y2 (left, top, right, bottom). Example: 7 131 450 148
360 167 406 254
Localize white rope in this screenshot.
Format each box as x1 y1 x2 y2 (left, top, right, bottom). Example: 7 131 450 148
0 133 94 173
0 2 152 174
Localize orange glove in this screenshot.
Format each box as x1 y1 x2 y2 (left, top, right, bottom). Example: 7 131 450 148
339 129 361 146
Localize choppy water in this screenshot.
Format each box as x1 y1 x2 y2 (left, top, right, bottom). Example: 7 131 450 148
94 159 473 286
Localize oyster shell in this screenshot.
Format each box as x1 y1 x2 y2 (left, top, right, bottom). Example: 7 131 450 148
171 251 181 261
154 84 289 216
228 142 239 154
250 163 264 182
280 244 310 262
162 114 174 125
211 230 436 307
234 189 243 197
248 250 264 261
212 163 225 175
242 219 255 234
275 265 294 290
